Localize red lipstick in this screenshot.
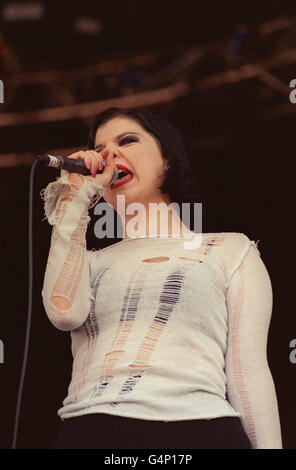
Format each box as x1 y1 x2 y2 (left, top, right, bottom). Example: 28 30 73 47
110 164 134 190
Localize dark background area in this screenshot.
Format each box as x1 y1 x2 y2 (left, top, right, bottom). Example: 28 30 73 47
0 0 295 449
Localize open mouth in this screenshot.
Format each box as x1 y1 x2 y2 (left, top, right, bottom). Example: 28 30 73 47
110 167 134 190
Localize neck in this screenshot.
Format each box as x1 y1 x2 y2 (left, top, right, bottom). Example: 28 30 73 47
118 196 193 241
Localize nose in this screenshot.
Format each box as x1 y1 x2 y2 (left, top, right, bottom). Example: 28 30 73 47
102 146 119 164
106 144 119 157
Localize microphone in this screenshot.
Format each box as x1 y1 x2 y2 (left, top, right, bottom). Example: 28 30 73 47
37 154 119 187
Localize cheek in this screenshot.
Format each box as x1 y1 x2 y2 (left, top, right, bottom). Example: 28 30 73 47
137 156 164 179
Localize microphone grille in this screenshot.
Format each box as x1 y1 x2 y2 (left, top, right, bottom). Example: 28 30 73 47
46 154 62 169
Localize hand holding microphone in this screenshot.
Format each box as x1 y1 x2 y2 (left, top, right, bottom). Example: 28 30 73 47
38 149 119 188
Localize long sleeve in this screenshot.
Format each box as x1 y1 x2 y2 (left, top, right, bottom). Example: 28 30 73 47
224 240 283 449
40 169 104 332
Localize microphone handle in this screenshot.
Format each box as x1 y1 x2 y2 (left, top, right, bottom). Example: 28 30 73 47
60 156 99 175
38 154 119 186
40 154 104 175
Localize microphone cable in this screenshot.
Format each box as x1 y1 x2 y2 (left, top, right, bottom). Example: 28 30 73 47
11 157 39 449
11 156 117 448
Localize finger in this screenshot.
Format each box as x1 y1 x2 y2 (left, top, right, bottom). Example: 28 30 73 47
88 150 102 176
105 150 116 169
70 151 86 159
67 151 90 168
101 151 116 181
89 150 103 174
77 152 92 171
91 151 114 184
90 150 103 171
99 149 109 171
83 151 98 176
80 154 90 170
101 148 109 159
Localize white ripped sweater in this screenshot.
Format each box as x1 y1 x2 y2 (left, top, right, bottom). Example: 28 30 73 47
40 170 283 449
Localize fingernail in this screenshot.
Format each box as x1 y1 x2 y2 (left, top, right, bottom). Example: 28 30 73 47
98 162 103 170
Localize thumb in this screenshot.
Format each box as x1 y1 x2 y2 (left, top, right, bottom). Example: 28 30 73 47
100 151 117 186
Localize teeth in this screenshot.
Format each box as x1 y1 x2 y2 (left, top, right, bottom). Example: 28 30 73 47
111 171 133 187
118 170 127 179
117 168 132 179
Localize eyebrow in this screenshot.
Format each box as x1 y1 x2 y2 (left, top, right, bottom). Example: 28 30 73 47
94 131 140 150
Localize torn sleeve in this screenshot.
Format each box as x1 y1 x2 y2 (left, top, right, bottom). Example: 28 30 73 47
224 242 283 449
40 169 104 331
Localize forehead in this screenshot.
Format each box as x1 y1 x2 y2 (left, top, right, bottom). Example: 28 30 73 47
94 116 144 144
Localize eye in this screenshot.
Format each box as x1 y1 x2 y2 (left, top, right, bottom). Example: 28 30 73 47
119 136 138 146
94 135 138 153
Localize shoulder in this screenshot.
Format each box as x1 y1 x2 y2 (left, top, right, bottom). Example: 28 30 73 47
202 231 255 253
203 232 260 285
219 232 254 251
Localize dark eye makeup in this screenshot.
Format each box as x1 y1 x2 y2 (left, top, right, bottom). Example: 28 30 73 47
95 135 139 153
119 136 139 146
